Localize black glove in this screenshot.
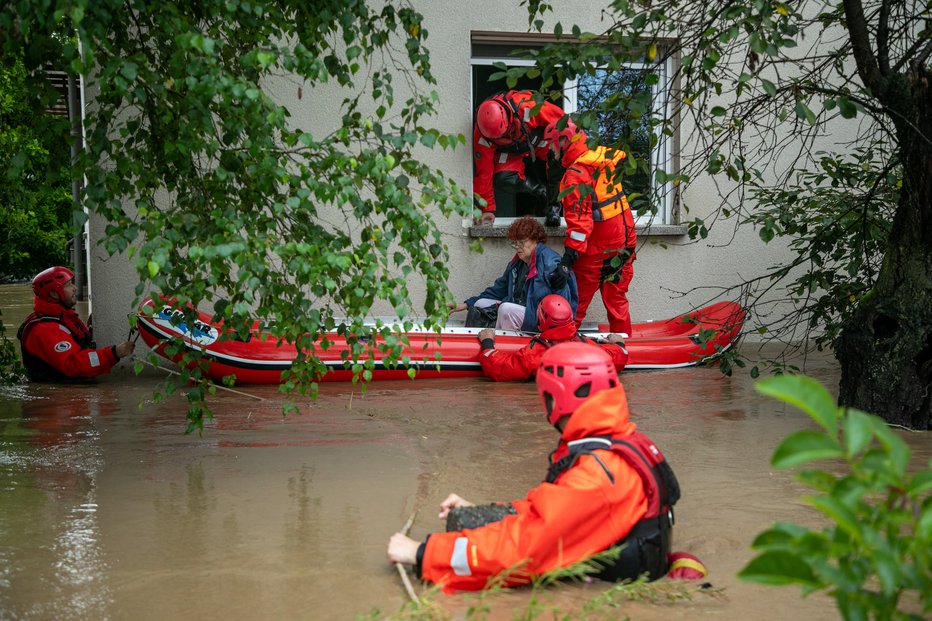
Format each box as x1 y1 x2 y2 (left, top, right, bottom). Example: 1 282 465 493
561 248 579 269
548 264 569 290
526 181 548 204
544 202 562 227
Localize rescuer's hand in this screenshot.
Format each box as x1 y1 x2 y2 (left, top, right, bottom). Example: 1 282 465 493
114 341 135 359
473 211 496 226
561 248 579 269
548 264 569 289
438 493 475 519
387 533 420 566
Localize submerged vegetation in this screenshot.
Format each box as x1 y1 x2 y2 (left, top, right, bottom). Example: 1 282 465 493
362 551 721 620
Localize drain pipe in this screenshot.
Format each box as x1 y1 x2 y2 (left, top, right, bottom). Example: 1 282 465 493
67 72 87 301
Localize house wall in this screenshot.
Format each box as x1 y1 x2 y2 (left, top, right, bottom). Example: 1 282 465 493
87 1 804 347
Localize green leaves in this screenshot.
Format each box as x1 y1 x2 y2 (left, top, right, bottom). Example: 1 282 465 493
742 375 932 619
757 375 838 436
0 54 74 279
0 310 25 385
3 0 474 431
771 430 842 467
743 144 897 351
739 551 820 587
793 100 817 125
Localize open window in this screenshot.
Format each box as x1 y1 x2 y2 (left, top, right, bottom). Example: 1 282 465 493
471 33 676 227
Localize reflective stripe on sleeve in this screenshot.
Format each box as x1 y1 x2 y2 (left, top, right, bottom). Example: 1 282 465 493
88 351 100 368
498 152 508 164
478 137 492 148
569 230 587 242
450 537 472 576
58 324 71 334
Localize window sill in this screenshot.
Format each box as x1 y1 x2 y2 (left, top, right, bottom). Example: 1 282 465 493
467 223 688 238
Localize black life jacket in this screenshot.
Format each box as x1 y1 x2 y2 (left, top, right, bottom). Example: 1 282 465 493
546 432 681 582
16 313 96 382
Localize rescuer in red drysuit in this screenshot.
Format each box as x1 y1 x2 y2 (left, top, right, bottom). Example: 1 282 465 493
387 342 694 592
476 294 628 381
473 90 567 225
545 119 638 336
17 266 135 381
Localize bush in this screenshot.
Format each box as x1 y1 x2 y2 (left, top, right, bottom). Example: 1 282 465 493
0 310 25 384
0 53 74 280
739 375 932 620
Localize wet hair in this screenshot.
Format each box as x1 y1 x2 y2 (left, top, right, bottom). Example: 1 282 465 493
506 216 548 244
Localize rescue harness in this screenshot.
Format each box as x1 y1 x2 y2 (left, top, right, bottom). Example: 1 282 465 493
545 432 681 581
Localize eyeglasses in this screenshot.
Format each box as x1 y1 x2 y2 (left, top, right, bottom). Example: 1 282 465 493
510 239 534 249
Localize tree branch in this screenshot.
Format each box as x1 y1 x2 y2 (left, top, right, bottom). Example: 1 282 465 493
876 0 891 74
842 0 885 91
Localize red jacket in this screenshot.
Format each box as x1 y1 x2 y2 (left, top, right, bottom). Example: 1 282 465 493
559 140 637 255
17 298 120 381
420 386 647 592
473 90 565 213
479 334 628 381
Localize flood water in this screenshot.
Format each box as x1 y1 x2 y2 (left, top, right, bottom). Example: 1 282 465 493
1 283 928 620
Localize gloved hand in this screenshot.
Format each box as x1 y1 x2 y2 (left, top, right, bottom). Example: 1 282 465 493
561 248 579 269
525 181 548 204
544 202 562 227
548 264 569 290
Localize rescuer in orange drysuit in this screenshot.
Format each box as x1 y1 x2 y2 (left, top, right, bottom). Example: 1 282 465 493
387 342 685 592
473 90 567 225
17 266 135 381
476 294 628 381
545 119 638 336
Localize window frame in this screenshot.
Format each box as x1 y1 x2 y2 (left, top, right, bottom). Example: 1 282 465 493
561 58 675 226
468 33 683 235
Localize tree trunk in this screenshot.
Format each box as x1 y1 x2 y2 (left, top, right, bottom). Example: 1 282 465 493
835 66 932 430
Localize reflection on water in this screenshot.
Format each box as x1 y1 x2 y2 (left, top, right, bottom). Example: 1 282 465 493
1 284 930 620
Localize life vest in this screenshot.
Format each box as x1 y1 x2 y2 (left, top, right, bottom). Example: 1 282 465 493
545 432 680 581
17 313 96 382
568 146 631 222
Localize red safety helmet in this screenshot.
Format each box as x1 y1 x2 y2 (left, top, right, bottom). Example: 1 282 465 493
536 341 618 425
32 266 75 305
476 97 516 144
543 118 582 154
536 294 575 333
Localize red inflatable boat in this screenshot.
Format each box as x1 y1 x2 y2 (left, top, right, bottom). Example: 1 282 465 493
136 296 745 384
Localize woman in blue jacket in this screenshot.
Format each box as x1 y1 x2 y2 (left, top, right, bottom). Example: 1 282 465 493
451 217 578 332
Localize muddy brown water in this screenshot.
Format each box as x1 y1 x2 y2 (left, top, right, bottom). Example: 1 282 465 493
1 283 929 620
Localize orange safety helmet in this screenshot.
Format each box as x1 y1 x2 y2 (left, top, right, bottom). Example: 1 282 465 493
32 266 74 305
536 341 618 425
476 96 517 144
536 294 575 333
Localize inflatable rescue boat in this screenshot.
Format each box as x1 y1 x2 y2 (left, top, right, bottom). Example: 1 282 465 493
136 296 745 384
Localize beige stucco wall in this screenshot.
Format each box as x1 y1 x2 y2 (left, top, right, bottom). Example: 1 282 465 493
87 1 804 347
